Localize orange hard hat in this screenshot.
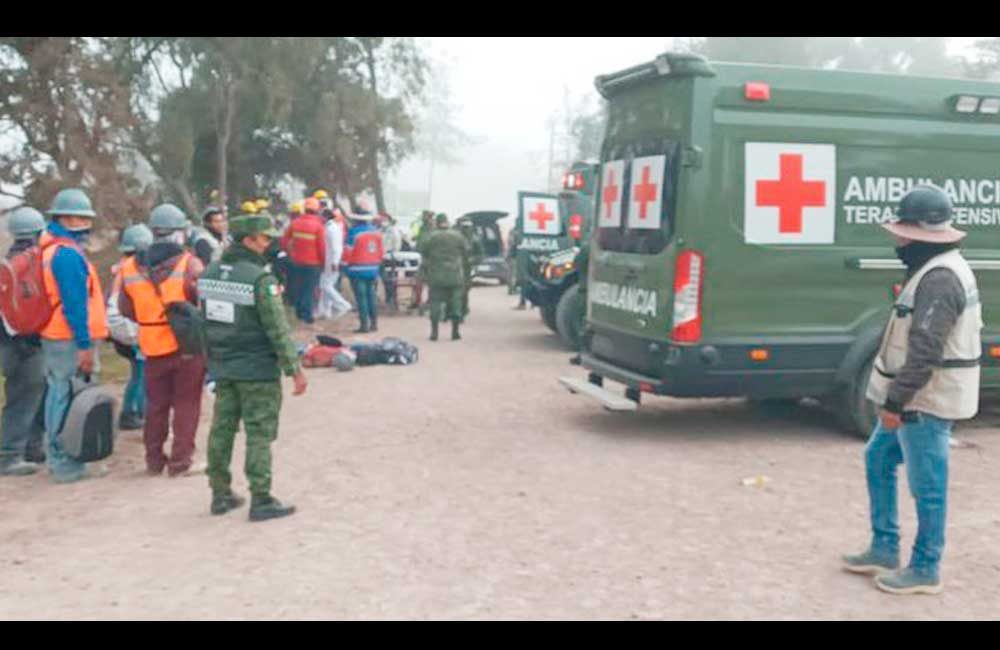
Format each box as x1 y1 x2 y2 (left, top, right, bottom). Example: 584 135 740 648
303 197 320 213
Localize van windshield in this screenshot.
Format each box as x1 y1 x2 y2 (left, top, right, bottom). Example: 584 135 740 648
596 139 679 255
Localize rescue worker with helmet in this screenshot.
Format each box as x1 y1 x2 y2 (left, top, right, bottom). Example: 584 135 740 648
0 207 48 476
281 197 326 324
39 188 109 483
419 213 471 341
199 213 307 521
344 210 385 333
843 184 983 596
192 206 228 267
107 223 154 431
119 204 207 477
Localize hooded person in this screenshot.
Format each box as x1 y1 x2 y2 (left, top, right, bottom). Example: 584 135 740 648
843 184 982 596
118 204 207 478
343 210 384 333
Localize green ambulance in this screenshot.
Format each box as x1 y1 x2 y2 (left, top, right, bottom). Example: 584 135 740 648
560 51 1000 436
525 162 599 347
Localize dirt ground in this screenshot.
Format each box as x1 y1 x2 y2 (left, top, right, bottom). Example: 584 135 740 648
2 284 999 620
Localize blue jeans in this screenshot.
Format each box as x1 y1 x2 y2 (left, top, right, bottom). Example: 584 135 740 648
349 277 378 327
0 338 46 462
122 351 145 416
865 412 952 579
291 264 321 324
41 339 101 480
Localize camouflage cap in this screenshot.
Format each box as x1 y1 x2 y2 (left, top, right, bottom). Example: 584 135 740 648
230 213 281 239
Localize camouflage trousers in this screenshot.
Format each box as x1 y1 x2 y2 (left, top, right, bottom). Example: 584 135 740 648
428 285 464 324
207 379 282 498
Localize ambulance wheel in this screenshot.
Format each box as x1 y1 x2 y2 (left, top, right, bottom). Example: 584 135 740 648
555 284 583 350
836 356 879 439
540 303 558 333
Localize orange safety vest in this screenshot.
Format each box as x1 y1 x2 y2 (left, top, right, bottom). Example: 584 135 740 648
40 238 110 342
120 252 192 358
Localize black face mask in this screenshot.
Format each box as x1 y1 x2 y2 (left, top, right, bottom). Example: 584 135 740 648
894 241 958 272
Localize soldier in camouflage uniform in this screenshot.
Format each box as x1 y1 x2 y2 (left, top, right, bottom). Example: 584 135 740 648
419 213 471 341
457 218 484 319
198 214 308 522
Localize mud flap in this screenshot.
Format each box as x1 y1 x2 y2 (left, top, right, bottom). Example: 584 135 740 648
558 376 639 412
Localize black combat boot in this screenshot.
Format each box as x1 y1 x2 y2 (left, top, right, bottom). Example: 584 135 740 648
451 320 461 341
249 495 296 522
210 491 246 516
430 320 439 341
369 314 378 333
353 317 369 334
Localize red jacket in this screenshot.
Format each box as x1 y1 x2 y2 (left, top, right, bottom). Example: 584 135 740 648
281 213 327 267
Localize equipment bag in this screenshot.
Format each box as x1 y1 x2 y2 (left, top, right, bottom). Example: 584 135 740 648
378 337 419 365
58 376 116 463
165 301 207 356
0 246 54 335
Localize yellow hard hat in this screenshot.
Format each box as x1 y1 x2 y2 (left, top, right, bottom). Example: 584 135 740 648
290 201 304 214
241 200 259 214
313 189 329 200
255 198 270 210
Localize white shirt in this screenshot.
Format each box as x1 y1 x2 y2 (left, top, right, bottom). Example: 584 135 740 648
325 219 344 270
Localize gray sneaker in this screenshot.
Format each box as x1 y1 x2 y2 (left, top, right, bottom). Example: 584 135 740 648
875 568 943 595
842 548 899 575
52 464 109 484
0 459 40 477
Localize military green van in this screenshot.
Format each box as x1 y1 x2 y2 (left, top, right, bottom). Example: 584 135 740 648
560 52 1000 436
524 162 598 345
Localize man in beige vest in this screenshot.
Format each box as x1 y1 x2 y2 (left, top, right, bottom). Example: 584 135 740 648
843 185 982 595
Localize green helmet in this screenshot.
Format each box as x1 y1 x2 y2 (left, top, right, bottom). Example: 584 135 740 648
896 184 953 225
119 223 154 253
149 203 189 232
47 188 96 219
435 212 449 226
7 206 46 238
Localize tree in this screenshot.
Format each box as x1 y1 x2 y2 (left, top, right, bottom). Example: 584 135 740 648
413 58 476 205
0 37 154 230
965 38 1000 80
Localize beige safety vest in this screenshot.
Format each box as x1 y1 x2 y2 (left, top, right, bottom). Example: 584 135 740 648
867 249 983 420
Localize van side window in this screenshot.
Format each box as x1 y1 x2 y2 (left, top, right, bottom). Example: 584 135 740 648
597 140 679 255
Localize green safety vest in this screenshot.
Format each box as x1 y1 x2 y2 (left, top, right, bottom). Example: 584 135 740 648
198 257 279 381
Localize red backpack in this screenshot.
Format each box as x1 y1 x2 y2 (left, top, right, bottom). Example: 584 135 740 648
0 239 64 335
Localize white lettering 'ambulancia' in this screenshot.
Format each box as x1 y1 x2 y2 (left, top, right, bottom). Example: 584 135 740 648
590 281 657 317
745 143 836 245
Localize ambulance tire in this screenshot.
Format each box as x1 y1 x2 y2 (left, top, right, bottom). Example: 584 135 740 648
555 284 583 351
837 356 879 439
541 302 558 333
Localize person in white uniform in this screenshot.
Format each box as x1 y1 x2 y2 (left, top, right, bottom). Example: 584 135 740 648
316 207 352 320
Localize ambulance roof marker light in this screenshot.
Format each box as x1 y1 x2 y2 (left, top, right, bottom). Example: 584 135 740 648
955 96 980 113
745 82 771 102
980 97 1000 115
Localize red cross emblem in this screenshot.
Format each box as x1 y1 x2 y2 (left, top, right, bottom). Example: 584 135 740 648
755 153 826 233
632 165 659 220
602 169 620 218
529 203 555 231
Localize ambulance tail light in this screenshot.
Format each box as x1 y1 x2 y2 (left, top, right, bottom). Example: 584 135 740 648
671 249 704 344
744 82 770 102
568 214 584 240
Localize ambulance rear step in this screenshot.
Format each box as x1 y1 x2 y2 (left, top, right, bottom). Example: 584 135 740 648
558 376 638 412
